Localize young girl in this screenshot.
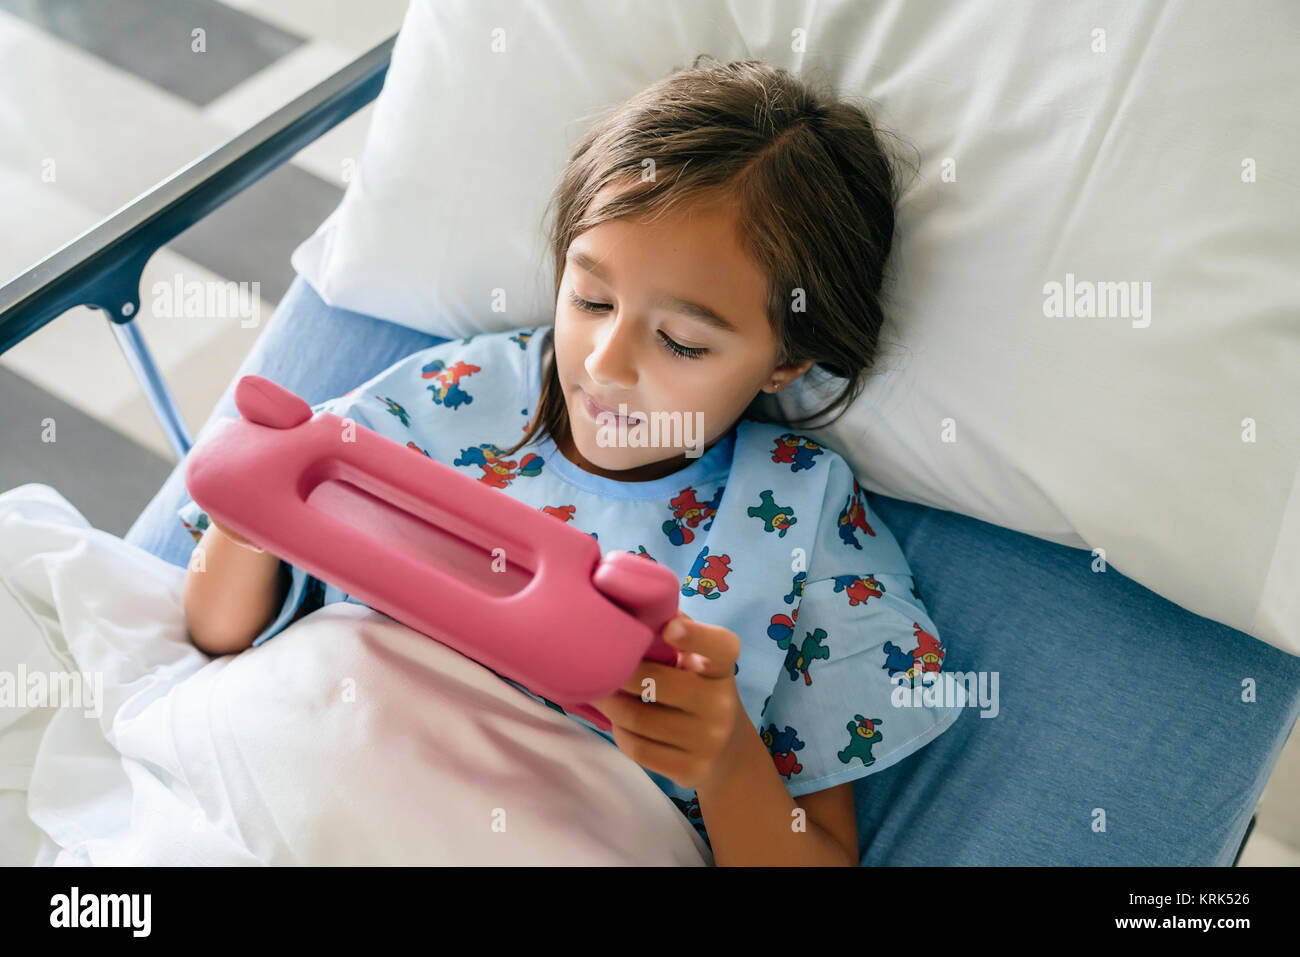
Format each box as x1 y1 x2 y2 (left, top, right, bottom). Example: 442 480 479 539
179 56 966 867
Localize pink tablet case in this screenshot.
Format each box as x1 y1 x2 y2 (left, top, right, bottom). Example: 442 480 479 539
183 374 683 732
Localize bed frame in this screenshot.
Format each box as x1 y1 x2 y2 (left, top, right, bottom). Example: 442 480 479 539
0 35 396 462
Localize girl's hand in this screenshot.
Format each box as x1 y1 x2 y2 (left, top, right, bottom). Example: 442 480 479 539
589 610 747 793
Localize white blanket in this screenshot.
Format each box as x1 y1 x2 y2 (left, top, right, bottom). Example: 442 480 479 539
0 483 711 866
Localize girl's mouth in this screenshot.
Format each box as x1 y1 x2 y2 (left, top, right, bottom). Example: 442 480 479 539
581 389 641 425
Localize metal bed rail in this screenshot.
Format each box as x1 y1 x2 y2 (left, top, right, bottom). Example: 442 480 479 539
0 34 397 461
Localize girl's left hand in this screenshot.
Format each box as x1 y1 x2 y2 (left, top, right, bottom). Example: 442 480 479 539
589 610 747 793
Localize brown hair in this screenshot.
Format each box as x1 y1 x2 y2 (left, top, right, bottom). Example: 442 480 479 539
500 54 913 457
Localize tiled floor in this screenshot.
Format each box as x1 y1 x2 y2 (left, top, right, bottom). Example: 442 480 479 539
0 0 1296 866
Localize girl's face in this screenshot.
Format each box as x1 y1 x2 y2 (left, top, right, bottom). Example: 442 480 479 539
553 186 813 482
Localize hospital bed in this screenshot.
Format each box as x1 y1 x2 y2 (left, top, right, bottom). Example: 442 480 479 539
2 30 1297 868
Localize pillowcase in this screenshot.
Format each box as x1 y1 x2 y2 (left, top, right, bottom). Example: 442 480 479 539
291 0 1300 655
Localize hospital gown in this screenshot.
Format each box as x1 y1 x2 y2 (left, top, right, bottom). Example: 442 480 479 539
178 324 967 851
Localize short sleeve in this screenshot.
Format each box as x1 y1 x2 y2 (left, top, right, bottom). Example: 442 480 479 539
759 457 967 799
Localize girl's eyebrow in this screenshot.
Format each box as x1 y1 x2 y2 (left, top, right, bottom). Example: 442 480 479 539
568 250 740 334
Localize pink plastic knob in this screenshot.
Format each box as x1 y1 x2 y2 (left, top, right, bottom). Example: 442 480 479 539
235 375 312 429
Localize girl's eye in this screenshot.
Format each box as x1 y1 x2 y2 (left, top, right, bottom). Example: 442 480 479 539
567 291 707 361
568 291 610 314
658 332 707 361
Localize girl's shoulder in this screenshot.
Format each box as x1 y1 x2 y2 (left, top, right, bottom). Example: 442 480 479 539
319 325 545 438
730 419 910 574
732 418 855 490
413 324 543 362
384 324 544 396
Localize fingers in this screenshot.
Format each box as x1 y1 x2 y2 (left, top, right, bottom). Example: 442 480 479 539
662 614 740 680
612 658 693 709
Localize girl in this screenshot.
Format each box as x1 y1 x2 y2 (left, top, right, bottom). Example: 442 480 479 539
180 56 966 866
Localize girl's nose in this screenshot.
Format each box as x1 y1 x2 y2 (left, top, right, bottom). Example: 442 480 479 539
584 320 639 387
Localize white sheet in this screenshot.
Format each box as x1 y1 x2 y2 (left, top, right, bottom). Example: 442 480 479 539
0 483 711 866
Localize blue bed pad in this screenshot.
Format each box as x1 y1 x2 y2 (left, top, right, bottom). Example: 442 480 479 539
128 274 1300 866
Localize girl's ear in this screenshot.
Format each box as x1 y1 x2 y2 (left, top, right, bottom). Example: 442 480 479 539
768 358 815 391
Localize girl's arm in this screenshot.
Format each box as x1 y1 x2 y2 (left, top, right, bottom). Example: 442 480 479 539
695 718 859 866
182 522 290 655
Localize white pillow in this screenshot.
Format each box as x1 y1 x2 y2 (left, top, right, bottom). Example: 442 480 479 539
292 0 1300 656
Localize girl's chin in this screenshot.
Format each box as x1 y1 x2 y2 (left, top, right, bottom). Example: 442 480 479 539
572 434 629 467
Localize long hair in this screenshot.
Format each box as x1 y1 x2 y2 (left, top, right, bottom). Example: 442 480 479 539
499 55 912 457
